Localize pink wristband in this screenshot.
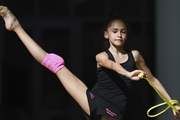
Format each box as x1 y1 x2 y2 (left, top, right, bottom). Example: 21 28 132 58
41 53 65 73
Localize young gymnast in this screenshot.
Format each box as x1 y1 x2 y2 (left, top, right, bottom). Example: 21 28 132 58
0 5 179 120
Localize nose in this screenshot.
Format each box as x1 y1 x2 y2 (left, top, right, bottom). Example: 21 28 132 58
118 32 122 37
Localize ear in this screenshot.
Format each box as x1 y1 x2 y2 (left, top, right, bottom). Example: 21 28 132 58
104 31 109 39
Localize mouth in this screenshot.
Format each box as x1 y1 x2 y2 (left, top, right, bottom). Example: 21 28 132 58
115 39 123 42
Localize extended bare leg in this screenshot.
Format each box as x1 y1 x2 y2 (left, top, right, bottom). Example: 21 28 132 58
0 6 90 115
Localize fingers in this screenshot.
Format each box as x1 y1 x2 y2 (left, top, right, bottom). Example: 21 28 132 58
129 70 147 81
174 112 180 119
137 71 147 79
173 106 180 119
142 71 147 78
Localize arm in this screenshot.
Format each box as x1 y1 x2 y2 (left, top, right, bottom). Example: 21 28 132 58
133 50 172 100
96 51 145 81
133 50 180 118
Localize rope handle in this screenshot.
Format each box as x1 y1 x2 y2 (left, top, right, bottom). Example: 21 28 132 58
138 73 180 117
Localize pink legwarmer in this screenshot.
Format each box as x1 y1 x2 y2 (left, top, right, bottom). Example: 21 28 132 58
41 53 65 73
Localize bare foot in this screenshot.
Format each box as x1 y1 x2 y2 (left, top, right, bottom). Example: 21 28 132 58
0 6 20 31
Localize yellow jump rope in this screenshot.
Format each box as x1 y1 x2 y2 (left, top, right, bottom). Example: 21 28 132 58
138 73 180 117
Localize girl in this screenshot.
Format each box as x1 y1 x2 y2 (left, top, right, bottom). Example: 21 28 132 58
0 5 179 120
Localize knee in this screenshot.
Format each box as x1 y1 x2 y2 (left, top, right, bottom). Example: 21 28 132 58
41 53 65 73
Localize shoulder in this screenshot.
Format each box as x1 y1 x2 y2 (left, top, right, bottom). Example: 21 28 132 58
96 51 109 61
131 50 140 56
130 50 143 62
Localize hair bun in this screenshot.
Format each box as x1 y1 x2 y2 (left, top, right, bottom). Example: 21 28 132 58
107 10 119 18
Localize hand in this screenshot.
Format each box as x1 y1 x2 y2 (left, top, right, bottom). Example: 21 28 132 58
173 105 180 119
127 70 147 81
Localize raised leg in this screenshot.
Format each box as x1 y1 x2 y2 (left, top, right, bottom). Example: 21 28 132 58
0 5 90 115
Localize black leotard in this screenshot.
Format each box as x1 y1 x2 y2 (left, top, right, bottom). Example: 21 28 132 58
84 50 137 120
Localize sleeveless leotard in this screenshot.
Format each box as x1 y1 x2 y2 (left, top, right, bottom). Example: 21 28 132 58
84 50 137 120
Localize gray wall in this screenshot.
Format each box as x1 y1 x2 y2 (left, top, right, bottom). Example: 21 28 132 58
155 0 180 120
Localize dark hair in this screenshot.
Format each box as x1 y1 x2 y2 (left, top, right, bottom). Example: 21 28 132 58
102 11 131 50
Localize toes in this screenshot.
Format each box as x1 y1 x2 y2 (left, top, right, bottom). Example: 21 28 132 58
0 6 8 17
0 6 3 10
0 5 19 31
0 6 3 15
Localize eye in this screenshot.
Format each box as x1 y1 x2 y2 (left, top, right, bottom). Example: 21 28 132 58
121 30 127 34
113 30 118 33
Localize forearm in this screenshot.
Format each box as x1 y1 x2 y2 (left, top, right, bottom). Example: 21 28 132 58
152 79 172 100
111 62 129 77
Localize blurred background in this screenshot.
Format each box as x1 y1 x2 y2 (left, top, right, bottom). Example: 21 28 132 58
0 0 180 120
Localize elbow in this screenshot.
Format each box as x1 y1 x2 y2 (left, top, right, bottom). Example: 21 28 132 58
111 62 116 71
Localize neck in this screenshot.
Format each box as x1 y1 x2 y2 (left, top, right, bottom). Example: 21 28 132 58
109 45 125 53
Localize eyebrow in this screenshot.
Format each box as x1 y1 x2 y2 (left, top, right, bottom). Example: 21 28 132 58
112 28 127 30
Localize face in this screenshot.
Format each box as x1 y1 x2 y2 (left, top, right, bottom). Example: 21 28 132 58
104 19 127 47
